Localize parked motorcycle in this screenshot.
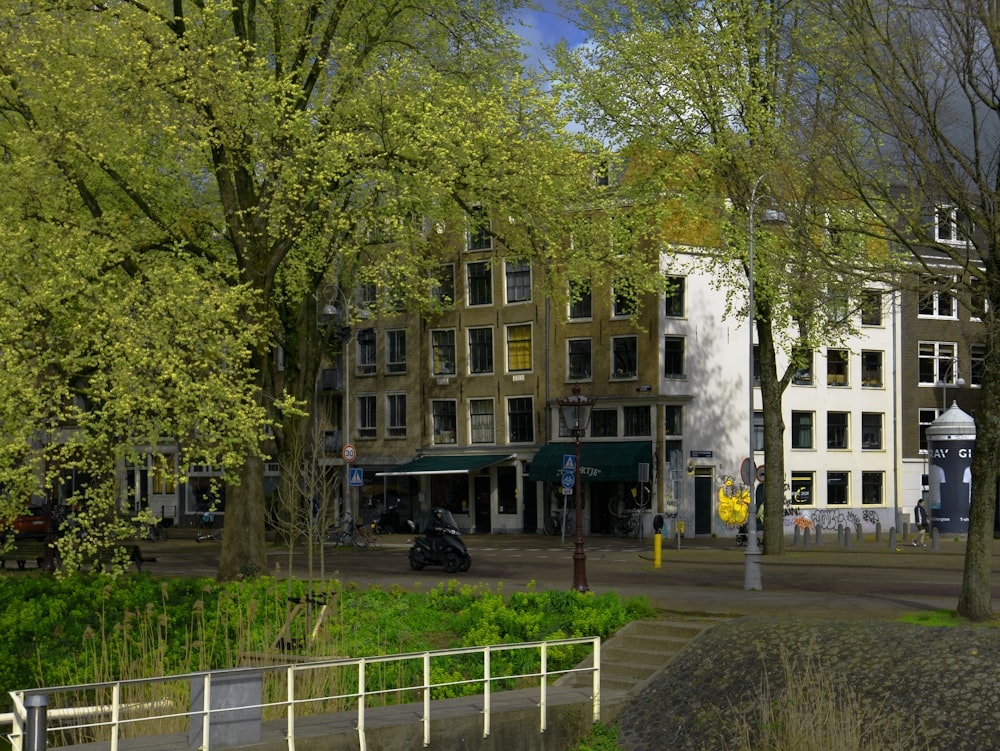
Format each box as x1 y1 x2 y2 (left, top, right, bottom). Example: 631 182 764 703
372 501 415 535
408 508 471 573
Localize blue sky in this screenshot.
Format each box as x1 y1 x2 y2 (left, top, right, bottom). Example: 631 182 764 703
512 1 589 71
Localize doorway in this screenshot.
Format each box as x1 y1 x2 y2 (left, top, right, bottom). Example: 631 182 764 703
474 475 492 533
694 468 714 534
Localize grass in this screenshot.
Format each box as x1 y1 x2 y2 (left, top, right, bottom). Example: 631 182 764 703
898 608 1000 628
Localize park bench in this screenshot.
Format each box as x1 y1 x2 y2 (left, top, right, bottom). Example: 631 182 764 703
1 542 155 571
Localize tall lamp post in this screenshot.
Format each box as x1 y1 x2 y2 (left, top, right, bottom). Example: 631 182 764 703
745 177 786 591
558 385 596 593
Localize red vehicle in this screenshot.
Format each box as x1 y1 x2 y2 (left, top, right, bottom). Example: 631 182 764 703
9 506 52 541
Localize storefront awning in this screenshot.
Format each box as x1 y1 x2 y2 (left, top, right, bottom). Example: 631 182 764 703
376 453 516 477
528 441 652 483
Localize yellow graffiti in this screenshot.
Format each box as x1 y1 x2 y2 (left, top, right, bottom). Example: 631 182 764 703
717 479 749 525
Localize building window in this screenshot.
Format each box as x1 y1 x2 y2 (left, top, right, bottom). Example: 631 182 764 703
468 328 494 375
918 408 939 453
664 336 685 379
623 406 651 437
611 336 638 379
505 260 531 303
664 276 685 317
357 395 376 439
918 341 956 385
431 329 456 376
386 329 406 374
860 289 883 326
918 275 957 318
433 264 455 306
469 399 495 444
789 472 813 505
507 397 534 443
567 338 592 380
753 411 764 452
861 471 883 505
827 412 849 450
791 347 814 385
827 471 849 505
827 349 849 387
357 329 376 375
861 350 883 387
569 281 592 319
591 409 617 437
467 204 492 251
971 342 986 387
665 405 683 436
791 411 814 449
432 400 457 444
612 282 637 317
467 261 492 306
861 412 883 449
970 275 988 320
506 323 532 372
753 345 761 386
386 394 406 438
935 205 967 244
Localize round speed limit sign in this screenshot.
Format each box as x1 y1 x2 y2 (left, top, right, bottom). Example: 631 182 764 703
342 444 357 463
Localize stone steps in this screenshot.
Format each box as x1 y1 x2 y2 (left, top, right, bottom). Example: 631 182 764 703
557 615 730 702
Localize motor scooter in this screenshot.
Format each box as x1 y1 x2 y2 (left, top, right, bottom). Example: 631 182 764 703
372 501 415 535
408 508 471 573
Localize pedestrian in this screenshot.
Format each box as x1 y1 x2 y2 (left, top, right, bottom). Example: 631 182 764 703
913 498 929 547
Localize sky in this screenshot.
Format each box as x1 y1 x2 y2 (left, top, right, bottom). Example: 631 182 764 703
511 0 590 72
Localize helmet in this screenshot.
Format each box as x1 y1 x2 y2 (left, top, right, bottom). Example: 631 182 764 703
433 508 443 520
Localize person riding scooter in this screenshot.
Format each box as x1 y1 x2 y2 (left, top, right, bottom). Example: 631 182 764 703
408 507 471 573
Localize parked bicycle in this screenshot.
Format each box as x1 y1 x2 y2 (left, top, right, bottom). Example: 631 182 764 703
194 512 223 542
324 513 368 549
134 517 170 542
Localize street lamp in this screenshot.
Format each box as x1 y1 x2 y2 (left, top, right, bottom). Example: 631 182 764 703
937 362 965 411
557 385 596 593
745 177 786 592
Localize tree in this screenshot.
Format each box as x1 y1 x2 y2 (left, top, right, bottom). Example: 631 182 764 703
820 0 1000 620
553 0 879 555
0 0 612 578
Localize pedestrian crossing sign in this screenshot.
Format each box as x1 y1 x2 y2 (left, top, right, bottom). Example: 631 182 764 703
562 454 576 471
349 468 364 487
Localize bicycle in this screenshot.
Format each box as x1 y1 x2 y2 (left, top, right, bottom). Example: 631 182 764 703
324 514 368 549
194 512 223 542
133 518 169 542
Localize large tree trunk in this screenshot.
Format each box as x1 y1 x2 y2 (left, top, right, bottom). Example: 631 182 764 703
757 315 787 555
218 452 268 580
957 356 1000 620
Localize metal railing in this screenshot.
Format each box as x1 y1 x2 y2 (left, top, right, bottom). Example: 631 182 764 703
5 635 600 751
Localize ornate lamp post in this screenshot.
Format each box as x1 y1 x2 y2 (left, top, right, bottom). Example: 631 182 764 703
557 385 596 592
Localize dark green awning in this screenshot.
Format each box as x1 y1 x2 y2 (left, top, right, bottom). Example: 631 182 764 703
377 453 516 477
528 441 652 483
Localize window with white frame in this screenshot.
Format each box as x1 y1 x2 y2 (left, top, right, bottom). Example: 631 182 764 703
665 405 683 437
569 280 592 319
432 400 457 444
935 205 967 244
467 261 492 306
469 399 495 444
507 397 534 443
861 412 883 449
664 276 685 317
827 349 849 387
591 408 617 437
468 327 494 375
611 336 637 379
567 338 592 380
752 411 764 451
386 394 406 438
970 274 988 320
612 282 637 317
357 395 376 439
386 329 406 374
792 347 814 385
356 329 376 375
827 411 849 449
918 341 957 385
861 350 883 387
918 408 939 453
971 342 986 386
860 289 883 326
431 329 456 376
505 260 531 303
918 275 957 318
433 264 455 306
789 471 813 504
664 336 685 379
791 411 814 449
827 471 849 505
861 471 883 504
623 406 651 436
467 204 492 250
506 323 532 372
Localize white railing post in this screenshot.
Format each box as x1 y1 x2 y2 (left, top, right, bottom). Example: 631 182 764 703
539 642 547 733
10 691 26 751
592 636 601 723
357 658 367 751
286 665 295 751
422 652 431 747
201 672 211 751
482 646 491 739
110 683 121 751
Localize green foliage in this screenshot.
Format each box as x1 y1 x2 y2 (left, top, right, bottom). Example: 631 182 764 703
576 723 622 751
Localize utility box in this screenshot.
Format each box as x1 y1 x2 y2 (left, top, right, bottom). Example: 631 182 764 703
189 670 263 749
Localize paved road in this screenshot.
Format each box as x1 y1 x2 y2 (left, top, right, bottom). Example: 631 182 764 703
139 530 1000 620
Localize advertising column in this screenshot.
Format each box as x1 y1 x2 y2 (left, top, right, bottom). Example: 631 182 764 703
926 404 976 534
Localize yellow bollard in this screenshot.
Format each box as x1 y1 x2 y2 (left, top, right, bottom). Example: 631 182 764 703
654 532 662 568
